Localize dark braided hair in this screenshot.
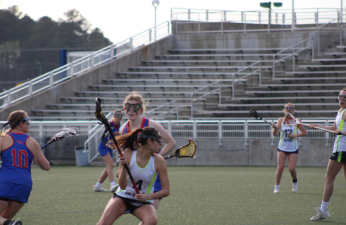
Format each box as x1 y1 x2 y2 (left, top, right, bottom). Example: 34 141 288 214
116 127 159 151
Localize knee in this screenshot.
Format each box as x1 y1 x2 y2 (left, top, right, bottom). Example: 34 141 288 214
277 166 284 172
288 167 296 174
142 215 158 225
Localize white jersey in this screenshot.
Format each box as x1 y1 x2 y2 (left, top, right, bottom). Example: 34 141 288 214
278 120 299 152
333 108 346 153
116 150 158 203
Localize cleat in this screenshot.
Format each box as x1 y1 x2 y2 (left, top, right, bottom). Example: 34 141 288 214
292 183 298 193
110 184 119 193
93 185 108 192
310 207 330 221
274 187 279 193
9 219 22 225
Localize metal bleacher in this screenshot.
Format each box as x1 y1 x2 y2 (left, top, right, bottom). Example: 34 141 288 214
28 41 346 121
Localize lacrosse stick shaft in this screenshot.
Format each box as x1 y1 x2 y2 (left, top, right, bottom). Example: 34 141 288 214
299 122 335 134
41 140 55 149
106 123 140 194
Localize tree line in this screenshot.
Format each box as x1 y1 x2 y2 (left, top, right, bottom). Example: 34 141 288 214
0 6 112 91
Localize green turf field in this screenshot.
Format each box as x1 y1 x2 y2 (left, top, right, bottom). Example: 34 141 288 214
17 166 346 225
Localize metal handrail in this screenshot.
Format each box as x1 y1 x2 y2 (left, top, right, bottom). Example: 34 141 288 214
0 21 171 110
147 100 179 119
272 37 314 79
191 81 221 118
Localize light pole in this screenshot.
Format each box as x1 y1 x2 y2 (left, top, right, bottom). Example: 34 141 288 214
152 0 160 41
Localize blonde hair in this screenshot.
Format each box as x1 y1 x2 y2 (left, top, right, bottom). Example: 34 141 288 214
123 91 149 112
282 103 295 113
1 110 27 137
341 87 346 92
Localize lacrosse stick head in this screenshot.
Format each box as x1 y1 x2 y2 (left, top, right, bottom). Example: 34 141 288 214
282 112 298 127
95 98 108 125
249 109 262 120
174 139 197 159
53 127 78 141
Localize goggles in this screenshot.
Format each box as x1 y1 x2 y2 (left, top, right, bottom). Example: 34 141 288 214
113 113 123 118
285 107 295 111
23 117 31 125
338 95 346 100
124 102 142 112
139 133 162 143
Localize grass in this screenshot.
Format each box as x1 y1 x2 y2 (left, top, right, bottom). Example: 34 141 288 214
16 166 346 225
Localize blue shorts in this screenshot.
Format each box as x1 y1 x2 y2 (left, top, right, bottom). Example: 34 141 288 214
98 142 113 158
0 183 31 203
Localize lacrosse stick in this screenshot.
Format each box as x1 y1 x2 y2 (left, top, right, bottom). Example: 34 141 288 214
285 112 339 134
94 98 140 194
165 139 197 160
249 109 286 134
41 127 78 149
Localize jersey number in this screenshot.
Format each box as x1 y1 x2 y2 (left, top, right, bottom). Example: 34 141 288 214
11 149 28 169
134 180 143 191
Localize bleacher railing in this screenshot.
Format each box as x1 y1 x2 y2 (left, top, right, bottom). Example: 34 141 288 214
171 8 346 33
1 119 333 162
0 21 171 110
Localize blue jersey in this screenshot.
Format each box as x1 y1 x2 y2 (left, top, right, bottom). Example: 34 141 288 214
0 133 34 189
99 121 120 148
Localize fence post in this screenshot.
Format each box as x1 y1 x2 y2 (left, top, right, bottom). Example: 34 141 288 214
259 12 261 24
206 10 208 21
244 120 249 146
325 120 330 147
168 121 172 136
110 44 114 59
188 9 191 20
283 13 285 25
49 72 54 88
218 120 223 146
193 120 197 140
28 80 33 96
149 29 152 43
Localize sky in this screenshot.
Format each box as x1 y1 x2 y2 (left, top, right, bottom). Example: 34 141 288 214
0 0 345 44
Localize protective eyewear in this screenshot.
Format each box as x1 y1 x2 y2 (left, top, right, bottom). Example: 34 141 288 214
22 117 31 125
338 95 346 100
124 102 142 112
154 135 163 143
114 113 123 118
285 107 295 110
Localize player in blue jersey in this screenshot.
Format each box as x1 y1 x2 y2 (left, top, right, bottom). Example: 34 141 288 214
0 110 50 225
93 109 123 193
119 92 176 216
97 127 169 225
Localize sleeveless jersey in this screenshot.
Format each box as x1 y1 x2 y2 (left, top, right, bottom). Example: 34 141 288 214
121 118 149 135
278 121 299 152
115 150 158 203
333 108 346 153
99 121 120 147
0 133 34 188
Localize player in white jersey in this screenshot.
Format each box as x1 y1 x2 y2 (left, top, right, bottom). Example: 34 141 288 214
97 127 169 225
309 88 346 221
272 103 307 194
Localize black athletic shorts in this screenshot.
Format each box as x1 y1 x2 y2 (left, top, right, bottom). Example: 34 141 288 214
330 151 346 163
113 194 153 214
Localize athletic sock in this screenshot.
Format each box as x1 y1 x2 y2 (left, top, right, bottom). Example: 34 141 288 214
4 220 12 225
293 179 297 183
320 201 329 212
110 181 116 187
275 185 279 189
95 182 102 188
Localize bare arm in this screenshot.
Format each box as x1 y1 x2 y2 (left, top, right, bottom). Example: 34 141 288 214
28 137 50 171
117 150 132 190
272 118 283 136
136 155 170 201
150 120 176 157
289 123 307 138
